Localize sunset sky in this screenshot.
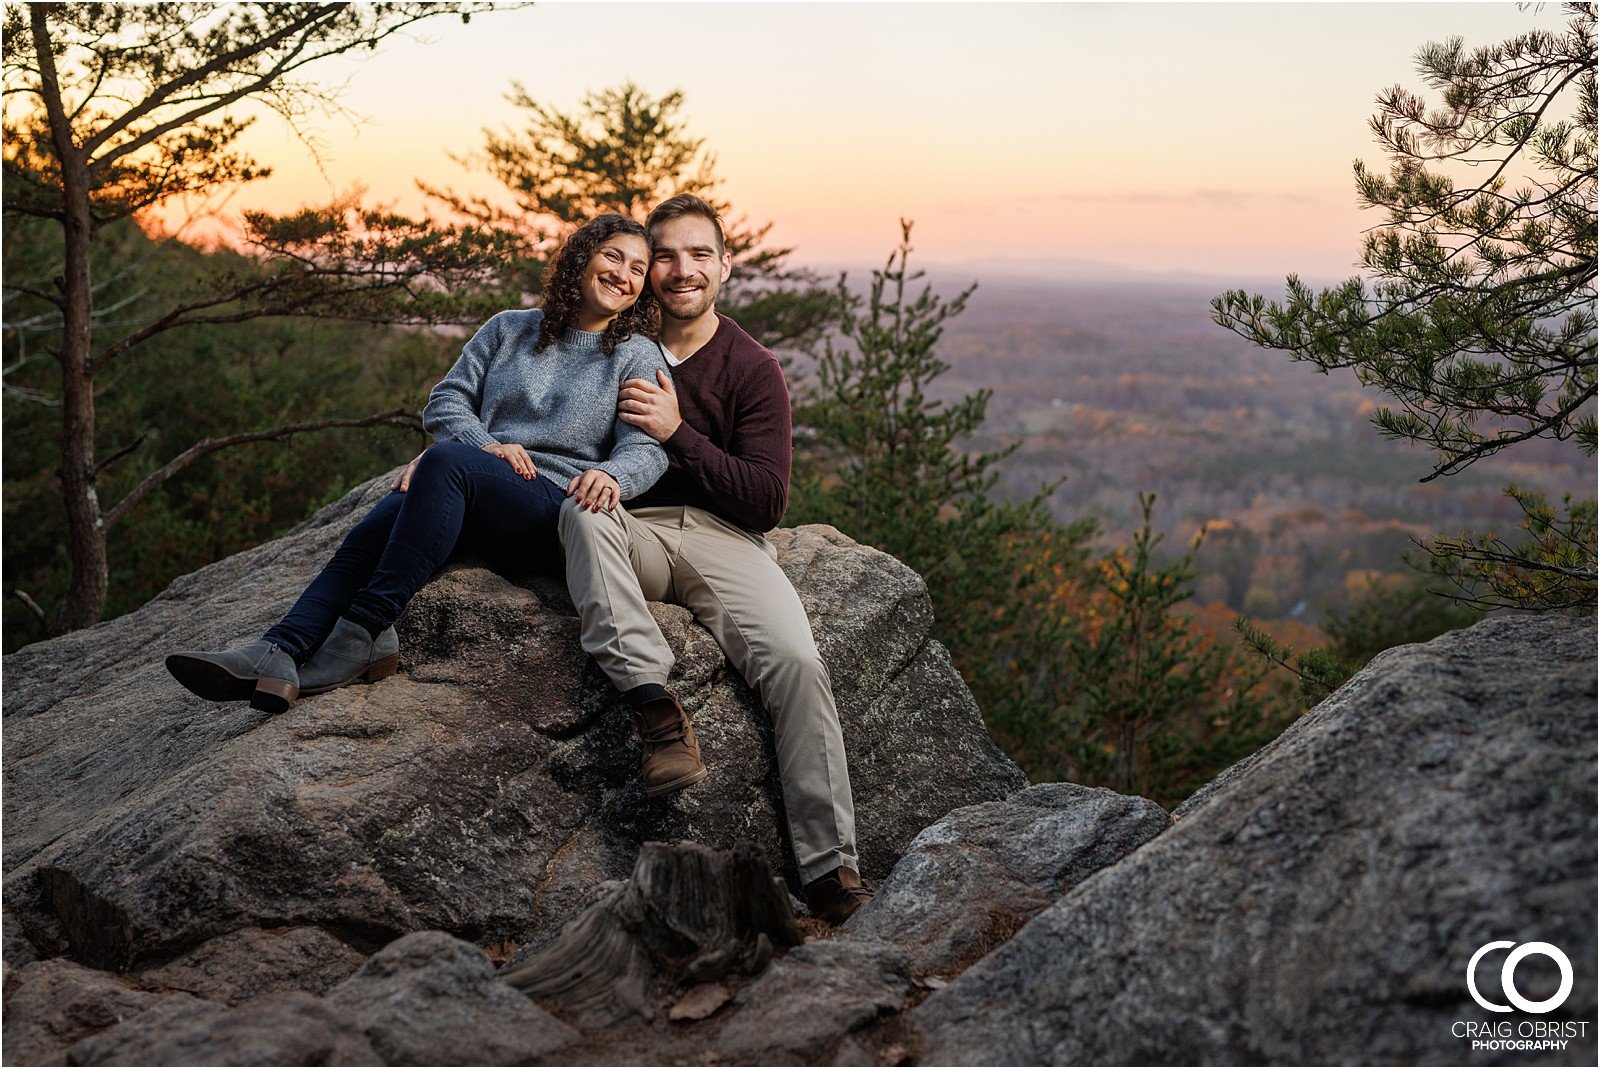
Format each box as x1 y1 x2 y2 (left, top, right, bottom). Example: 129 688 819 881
185 2 1567 284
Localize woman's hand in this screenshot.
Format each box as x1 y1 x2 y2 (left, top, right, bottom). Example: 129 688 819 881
483 442 537 480
566 469 621 512
392 448 428 492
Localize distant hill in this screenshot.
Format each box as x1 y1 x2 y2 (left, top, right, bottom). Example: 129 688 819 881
806 257 1345 293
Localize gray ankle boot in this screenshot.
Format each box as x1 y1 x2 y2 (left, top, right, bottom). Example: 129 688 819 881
166 640 300 714
299 618 400 696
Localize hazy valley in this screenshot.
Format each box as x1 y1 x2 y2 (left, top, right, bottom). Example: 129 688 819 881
865 271 1593 625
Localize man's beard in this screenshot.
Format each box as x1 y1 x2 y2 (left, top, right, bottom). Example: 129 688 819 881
658 282 717 321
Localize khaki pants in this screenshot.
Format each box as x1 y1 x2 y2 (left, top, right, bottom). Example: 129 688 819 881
558 497 858 883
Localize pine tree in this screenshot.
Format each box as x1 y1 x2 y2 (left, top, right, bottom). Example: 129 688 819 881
792 224 1293 805
424 81 834 350
2 2 515 631
1212 3 1596 611
790 220 1058 604
1028 496 1280 803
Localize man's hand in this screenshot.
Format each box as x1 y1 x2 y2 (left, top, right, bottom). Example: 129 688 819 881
618 369 682 443
566 469 621 512
392 449 427 492
483 441 537 480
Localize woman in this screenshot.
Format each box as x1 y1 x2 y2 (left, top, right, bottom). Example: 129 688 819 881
167 215 667 714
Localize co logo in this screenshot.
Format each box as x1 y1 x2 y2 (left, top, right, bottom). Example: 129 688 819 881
1467 941 1573 1014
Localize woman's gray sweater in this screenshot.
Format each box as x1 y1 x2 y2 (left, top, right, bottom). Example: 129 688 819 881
423 309 669 500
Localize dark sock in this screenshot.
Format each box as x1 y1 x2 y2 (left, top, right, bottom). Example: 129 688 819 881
624 683 670 708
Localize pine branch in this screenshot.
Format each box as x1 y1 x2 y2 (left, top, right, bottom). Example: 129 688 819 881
79 8 331 160
104 410 421 528
1422 383 1598 478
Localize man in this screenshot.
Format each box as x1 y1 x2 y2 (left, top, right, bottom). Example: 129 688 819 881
559 193 871 925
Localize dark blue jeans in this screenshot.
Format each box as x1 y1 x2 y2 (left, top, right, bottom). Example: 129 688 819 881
263 441 566 664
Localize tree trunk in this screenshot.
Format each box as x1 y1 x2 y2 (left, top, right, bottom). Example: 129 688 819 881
56 211 105 632
501 840 804 1027
33 5 107 632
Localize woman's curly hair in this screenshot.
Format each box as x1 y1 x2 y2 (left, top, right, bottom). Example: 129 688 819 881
536 214 659 354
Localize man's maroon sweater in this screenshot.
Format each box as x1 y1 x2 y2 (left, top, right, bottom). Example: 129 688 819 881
628 314 792 532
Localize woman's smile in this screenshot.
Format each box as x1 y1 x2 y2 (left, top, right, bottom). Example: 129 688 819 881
581 234 650 323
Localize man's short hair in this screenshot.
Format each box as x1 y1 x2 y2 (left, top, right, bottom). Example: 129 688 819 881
647 193 726 257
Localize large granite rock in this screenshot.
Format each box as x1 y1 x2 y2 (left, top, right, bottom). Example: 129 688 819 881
65 990 380 1066
2 471 1023 977
849 782 1170 977
715 937 913 1064
1 958 213 1065
914 614 1599 1066
131 926 368 1006
325 931 577 1065
694 784 1170 1064
9 472 1591 1067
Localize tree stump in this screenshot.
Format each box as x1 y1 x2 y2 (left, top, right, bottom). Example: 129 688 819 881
502 840 804 1026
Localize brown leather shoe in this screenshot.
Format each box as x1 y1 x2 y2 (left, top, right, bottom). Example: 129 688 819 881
631 695 708 798
804 865 874 925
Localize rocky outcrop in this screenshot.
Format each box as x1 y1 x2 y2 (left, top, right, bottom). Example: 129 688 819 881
691 783 1171 1064
2 471 1023 976
914 614 1598 1066
4 471 1593 1067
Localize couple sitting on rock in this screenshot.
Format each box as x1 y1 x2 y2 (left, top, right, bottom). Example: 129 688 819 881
165 195 872 925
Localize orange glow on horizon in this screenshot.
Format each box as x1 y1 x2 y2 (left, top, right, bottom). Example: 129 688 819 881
117 3 1572 284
